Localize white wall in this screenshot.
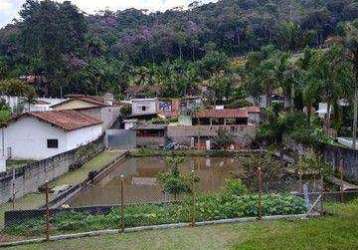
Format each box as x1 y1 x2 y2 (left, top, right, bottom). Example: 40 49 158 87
132 100 158 116
6 117 67 160
79 107 121 129
2 96 67 113
101 107 121 129
6 117 103 160
66 124 103 151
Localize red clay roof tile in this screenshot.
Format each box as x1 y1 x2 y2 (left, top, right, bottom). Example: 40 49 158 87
245 106 261 113
18 110 102 131
195 109 248 118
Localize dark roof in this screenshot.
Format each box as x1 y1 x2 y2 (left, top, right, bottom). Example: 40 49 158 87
134 124 167 130
13 110 102 131
194 109 248 119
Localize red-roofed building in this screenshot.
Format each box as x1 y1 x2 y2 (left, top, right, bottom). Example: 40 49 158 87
167 106 261 149
193 108 249 125
5 111 103 160
52 93 122 129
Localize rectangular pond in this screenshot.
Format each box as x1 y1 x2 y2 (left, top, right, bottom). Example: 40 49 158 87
68 156 303 207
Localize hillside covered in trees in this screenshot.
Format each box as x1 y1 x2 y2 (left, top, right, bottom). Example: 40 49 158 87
0 0 357 98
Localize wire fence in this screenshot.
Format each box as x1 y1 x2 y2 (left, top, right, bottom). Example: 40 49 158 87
1 166 358 246
0 184 51 244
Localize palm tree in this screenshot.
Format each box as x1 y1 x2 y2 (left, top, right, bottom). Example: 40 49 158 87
302 74 319 125
313 47 345 130
246 45 280 107
343 23 358 149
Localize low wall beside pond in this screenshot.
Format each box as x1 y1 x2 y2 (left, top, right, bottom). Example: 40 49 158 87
0 136 105 204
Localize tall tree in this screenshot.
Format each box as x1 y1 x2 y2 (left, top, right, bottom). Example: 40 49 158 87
19 0 87 96
344 22 358 149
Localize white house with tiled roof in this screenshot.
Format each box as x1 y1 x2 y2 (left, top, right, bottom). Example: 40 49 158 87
4 110 103 160
51 93 122 129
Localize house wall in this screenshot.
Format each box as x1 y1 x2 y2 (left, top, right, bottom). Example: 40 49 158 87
168 125 257 147
132 100 158 116
65 125 103 151
79 107 121 129
2 96 66 113
6 117 68 160
6 117 103 160
137 137 166 149
101 107 122 129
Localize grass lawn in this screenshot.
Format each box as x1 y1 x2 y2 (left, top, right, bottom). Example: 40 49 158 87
4 200 358 250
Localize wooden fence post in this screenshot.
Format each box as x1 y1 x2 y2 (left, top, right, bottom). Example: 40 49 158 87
257 167 263 220
120 174 125 233
191 169 196 227
299 171 303 194
12 169 15 210
340 160 344 203
45 180 50 241
320 172 324 216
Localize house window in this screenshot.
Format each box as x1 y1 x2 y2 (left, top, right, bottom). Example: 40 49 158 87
142 106 147 111
47 139 58 149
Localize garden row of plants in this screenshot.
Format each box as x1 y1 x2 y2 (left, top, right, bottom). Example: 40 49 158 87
4 180 306 236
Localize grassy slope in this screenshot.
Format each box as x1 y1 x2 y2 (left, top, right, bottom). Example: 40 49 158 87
5 201 358 250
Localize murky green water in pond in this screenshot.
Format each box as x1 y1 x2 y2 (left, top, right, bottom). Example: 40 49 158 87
68 156 303 207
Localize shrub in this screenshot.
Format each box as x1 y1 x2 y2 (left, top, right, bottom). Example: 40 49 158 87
4 192 306 236
223 178 248 196
120 104 132 117
212 128 235 149
157 156 199 198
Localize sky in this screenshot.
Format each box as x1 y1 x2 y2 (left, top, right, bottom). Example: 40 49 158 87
0 0 217 28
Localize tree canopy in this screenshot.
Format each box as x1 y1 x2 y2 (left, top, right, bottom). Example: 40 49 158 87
0 0 356 97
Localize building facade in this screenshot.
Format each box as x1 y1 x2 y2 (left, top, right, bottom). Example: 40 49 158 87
131 98 159 117
51 94 121 129
5 111 103 160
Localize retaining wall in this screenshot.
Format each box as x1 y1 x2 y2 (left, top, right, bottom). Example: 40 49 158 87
284 137 358 183
323 144 358 183
0 136 105 204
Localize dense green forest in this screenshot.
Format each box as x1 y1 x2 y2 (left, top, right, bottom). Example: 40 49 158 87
0 0 357 98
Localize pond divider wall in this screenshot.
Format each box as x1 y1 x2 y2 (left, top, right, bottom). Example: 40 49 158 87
44 151 128 209
0 136 105 204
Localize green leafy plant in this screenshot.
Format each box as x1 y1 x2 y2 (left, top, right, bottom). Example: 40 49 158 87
212 128 235 149
223 178 248 196
157 156 199 199
4 192 306 236
120 104 132 117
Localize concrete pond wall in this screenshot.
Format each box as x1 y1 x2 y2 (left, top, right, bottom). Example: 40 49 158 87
0 136 105 204
284 137 358 184
323 144 358 184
